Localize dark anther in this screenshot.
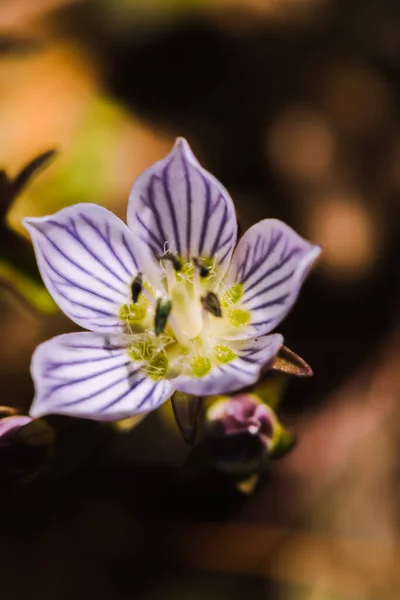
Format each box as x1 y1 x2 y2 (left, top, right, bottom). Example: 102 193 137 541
155 298 172 336
201 292 222 317
131 272 143 303
159 251 182 271
192 257 210 278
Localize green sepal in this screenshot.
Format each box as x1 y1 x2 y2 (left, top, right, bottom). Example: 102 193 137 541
13 418 55 448
171 391 202 445
268 423 296 460
271 345 313 377
250 373 286 411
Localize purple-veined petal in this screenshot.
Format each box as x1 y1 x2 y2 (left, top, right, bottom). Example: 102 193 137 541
29 332 174 421
127 138 237 276
24 204 161 334
224 219 320 338
172 334 283 396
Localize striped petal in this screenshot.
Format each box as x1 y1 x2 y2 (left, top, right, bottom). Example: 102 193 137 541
24 204 160 334
127 138 237 276
172 334 283 396
224 219 321 339
29 333 174 421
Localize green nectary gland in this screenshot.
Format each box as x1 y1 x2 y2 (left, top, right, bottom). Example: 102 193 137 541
120 302 147 323
226 307 251 327
220 283 251 327
191 355 212 377
213 344 236 363
221 283 244 306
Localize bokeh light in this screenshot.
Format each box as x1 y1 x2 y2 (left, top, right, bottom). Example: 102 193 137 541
320 64 392 136
266 107 336 183
307 193 381 279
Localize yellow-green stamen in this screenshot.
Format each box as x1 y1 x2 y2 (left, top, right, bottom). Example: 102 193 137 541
129 340 169 381
160 251 182 271
128 339 155 362
193 256 210 278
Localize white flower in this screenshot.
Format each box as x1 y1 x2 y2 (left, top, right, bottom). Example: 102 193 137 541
24 139 320 421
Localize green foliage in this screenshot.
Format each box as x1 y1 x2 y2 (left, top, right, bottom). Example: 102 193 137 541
0 152 58 313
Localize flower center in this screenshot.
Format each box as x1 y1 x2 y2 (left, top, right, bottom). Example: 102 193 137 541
119 254 250 380
170 281 203 341
160 256 218 345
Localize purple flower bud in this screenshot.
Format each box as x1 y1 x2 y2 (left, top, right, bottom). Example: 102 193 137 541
204 394 278 472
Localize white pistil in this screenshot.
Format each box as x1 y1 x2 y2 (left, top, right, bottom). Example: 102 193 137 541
168 314 191 346
193 267 202 299
170 284 203 341
201 306 210 329
141 286 156 308
163 259 177 291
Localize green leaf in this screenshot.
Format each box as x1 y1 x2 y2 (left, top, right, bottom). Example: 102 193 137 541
0 226 56 313
0 150 56 219
10 150 56 203
0 150 58 313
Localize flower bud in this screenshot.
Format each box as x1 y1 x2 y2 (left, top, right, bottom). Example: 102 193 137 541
204 394 278 473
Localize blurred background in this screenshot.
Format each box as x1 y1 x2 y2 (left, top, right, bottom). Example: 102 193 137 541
0 0 399 598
